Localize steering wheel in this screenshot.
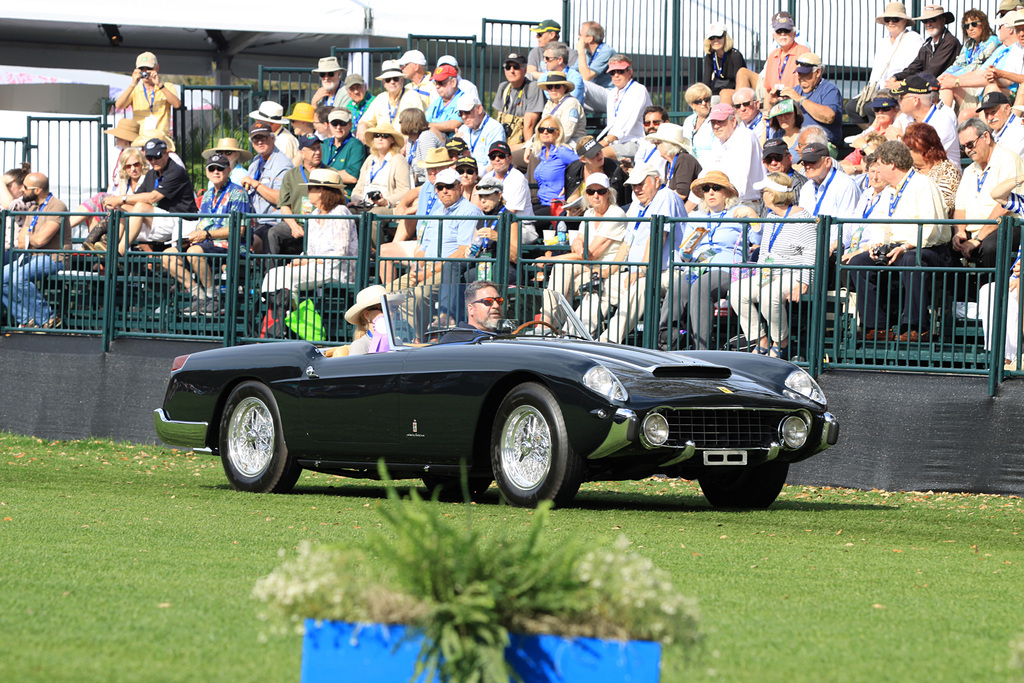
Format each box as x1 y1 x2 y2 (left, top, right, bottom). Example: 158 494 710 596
512 320 559 335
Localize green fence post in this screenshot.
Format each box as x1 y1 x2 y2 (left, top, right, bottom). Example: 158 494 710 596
810 215 834 378
494 210 512 286
988 215 1013 395
561 0 571 42
644 215 666 349
101 209 121 351
223 211 242 347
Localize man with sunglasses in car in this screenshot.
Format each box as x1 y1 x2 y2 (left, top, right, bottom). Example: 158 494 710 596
438 280 505 343
492 52 545 147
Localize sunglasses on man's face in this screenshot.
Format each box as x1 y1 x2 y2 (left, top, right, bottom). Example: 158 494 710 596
734 100 754 109
330 120 349 127
607 68 629 76
504 63 523 71
321 71 340 78
382 76 401 84
643 119 663 126
585 187 608 196
764 154 786 164
775 28 793 35
883 17 904 24
488 152 508 160
472 296 504 307
435 182 460 191
537 126 558 134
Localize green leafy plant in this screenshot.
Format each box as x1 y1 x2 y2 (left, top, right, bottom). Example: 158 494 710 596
253 466 701 682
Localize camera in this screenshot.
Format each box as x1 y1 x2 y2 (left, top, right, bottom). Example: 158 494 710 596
871 244 890 263
139 68 152 79
367 190 382 202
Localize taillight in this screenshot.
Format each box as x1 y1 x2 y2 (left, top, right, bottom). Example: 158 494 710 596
170 355 190 372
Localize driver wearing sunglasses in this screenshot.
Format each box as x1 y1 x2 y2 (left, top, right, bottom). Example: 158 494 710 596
438 280 507 343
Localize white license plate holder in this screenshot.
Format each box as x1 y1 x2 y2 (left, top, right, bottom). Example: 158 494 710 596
703 450 748 466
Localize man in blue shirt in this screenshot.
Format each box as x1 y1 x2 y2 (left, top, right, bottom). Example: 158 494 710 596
781 52 844 143
541 42 585 103
576 21 616 111
426 65 465 138
456 95 507 171
241 122 294 253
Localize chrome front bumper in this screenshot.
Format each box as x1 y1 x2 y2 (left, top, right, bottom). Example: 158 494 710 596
820 411 840 449
153 409 209 449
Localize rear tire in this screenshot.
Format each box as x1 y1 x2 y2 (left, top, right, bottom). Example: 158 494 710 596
219 381 301 493
699 461 789 509
491 382 584 507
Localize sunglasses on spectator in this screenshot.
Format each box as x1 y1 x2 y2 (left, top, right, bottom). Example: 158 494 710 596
691 97 712 105
764 154 785 163
251 134 272 142
607 68 630 76
883 17 904 24
472 296 504 307
383 76 401 84
538 126 558 134
206 165 227 172
125 162 143 169
504 63 523 71
330 120 349 127
435 182 459 191
734 100 754 109
585 187 609 196
873 105 896 112
775 28 793 34
373 133 393 139
709 33 725 40
321 71 340 77
543 56 560 62
961 136 985 152
459 110 474 117
701 184 724 193
145 153 163 160
643 119 663 126
963 21 981 29
456 166 477 175
488 152 508 160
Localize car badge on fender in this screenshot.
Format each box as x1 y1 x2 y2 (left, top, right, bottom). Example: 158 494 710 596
717 387 734 394
406 419 425 438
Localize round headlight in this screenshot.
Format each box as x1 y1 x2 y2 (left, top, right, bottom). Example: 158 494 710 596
641 412 670 448
780 415 810 449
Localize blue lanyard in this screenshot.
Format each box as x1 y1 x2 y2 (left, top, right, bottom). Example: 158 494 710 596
369 157 389 184
923 105 937 125
706 210 727 246
326 136 348 167
888 169 915 217
407 139 418 167
252 156 266 182
812 167 837 216
966 41 980 64
141 84 156 110
208 186 229 213
997 114 1018 144
767 205 792 252
425 190 438 215
712 52 724 80
467 116 490 153
667 154 679 182
642 146 658 163
300 166 308 184
28 194 53 231
484 206 506 229
977 166 991 194
862 194 881 219
613 81 634 119
587 43 607 68
633 203 651 233
994 45 1011 69
777 53 790 82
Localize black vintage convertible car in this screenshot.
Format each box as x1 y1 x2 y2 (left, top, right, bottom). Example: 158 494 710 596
155 290 838 508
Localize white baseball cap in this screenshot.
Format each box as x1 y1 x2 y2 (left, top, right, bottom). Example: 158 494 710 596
399 49 427 67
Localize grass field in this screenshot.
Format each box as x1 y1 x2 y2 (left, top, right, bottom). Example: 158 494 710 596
2 432 1023 682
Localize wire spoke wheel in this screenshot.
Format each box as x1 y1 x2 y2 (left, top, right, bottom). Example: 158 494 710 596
227 397 275 477
500 405 553 490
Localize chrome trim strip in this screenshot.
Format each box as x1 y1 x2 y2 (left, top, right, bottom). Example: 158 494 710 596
587 408 636 459
660 441 696 467
153 409 209 449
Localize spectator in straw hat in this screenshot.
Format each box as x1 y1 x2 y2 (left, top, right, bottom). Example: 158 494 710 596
311 56 346 108
846 3 923 127
887 5 961 88
250 100 301 167
538 71 586 146
114 52 181 133
540 41 584 102
357 59 426 142
351 123 411 231
286 103 318 139
203 137 253 187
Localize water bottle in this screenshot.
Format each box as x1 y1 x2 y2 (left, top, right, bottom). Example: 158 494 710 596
468 233 490 257
556 223 568 246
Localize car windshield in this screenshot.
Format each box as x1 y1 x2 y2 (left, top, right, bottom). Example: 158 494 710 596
383 286 592 344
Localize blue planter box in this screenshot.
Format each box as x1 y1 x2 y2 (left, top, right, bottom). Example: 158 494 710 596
302 619 661 682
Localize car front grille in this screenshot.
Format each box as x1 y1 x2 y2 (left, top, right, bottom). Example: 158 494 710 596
662 408 781 449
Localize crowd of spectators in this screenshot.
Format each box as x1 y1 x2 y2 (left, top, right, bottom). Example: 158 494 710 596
3 5 1024 367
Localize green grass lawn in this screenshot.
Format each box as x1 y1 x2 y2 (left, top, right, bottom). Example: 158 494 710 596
2 432 1023 682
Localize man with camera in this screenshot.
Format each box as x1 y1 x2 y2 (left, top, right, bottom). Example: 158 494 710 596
114 52 180 133
492 53 545 148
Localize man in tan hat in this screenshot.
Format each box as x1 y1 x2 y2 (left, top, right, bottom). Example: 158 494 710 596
250 100 300 167
114 52 181 133
885 5 961 89
311 56 345 108
541 42 584 101
356 60 426 141
203 137 253 187
343 74 372 128
67 118 142 235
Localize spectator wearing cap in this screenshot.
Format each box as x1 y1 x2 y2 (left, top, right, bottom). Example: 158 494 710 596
351 124 411 232
845 96 900 161
400 108 444 187
435 55 481 102
953 117 1024 268
344 74 372 128
886 5 962 88
702 23 747 103
445 139 470 163
492 53 545 147
633 106 670 179
775 53 843 143
747 12 810 97
250 101 301 167
704 103 765 204
454 95 507 171
682 83 715 165
538 72 586 147
202 137 253 190
240 122 294 252
2 172 70 329
765 98 805 157
114 52 181 133
287 103 318 141
576 21 615 110
575 163 685 344
979 90 1024 156
526 116 579 218
454 156 481 204
846 3 924 128
259 168 359 306
311 56 346 108
797 141 861 254
399 50 435 106
759 138 808 215
357 60 426 143
598 55 652 160
731 88 767 143
647 122 702 208
528 20 578 77
161 154 251 316
259 133 325 256
426 64 467 137
847 140 952 343
564 137 629 210
321 109 366 194
480 140 535 227
890 75 960 163
110 138 197 255
540 42 585 103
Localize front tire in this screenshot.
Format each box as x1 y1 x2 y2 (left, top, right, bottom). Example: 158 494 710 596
219 381 301 493
698 461 789 509
491 382 584 507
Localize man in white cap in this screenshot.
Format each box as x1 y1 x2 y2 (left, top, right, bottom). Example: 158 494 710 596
455 95 507 170
356 60 426 141
492 53 545 147
114 52 181 133
399 50 435 106
797 141 861 255
311 56 345 108
576 163 685 344
598 54 652 160
250 100 300 167
322 108 365 194
703 103 765 205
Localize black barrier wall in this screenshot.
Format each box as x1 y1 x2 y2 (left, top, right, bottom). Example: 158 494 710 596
1 338 1021 496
